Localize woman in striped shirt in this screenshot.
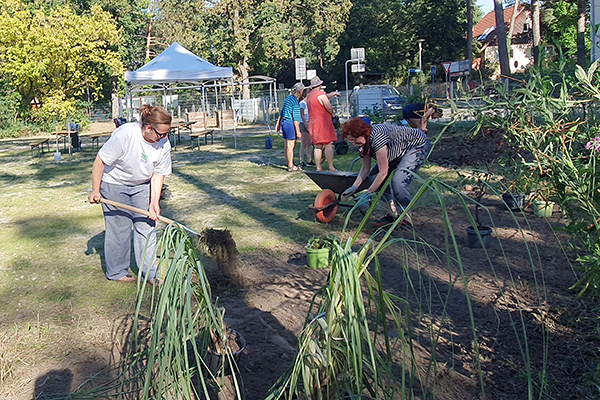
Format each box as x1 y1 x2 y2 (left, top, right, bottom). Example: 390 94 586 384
275 82 305 172
341 117 432 224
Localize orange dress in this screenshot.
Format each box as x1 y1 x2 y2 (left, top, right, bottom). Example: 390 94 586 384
306 90 337 145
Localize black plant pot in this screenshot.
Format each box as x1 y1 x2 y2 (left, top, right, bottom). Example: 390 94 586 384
502 192 526 211
187 328 246 378
466 225 493 248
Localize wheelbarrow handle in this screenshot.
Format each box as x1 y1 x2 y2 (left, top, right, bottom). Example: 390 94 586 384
97 198 201 237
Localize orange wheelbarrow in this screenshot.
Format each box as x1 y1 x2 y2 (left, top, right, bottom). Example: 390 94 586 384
304 170 370 223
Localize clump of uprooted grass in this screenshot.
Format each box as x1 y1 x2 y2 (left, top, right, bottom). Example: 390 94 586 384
58 224 244 400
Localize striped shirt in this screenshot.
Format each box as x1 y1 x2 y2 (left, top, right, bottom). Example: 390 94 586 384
367 124 429 162
280 95 301 122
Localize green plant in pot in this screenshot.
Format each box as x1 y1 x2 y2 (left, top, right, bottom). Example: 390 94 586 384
531 179 555 217
306 235 334 269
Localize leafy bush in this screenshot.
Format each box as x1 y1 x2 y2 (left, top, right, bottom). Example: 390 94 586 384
474 60 600 296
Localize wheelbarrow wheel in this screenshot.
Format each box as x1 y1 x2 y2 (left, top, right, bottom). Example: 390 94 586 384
314 189 338 223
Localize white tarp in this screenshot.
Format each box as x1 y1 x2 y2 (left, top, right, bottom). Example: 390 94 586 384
124 42 233 86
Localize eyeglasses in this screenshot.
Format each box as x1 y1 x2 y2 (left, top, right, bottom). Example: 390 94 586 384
152 126 170 138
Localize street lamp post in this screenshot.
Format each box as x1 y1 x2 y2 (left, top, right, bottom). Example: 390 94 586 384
417 39 425 83
345 59 352 116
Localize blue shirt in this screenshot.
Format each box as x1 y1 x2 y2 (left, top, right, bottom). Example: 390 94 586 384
280 95 301 123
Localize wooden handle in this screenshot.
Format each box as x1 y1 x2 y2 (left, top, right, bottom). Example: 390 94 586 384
99 198 175 225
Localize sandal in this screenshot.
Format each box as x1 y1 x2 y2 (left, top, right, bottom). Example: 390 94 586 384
116 274 136 282
287 165 301 172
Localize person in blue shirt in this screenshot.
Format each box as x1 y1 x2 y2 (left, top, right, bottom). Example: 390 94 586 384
276 82 305 171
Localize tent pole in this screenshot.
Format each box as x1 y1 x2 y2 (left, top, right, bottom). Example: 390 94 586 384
232 77 237 149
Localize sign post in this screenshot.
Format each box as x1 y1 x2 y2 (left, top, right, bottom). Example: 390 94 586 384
442 62 451 98
345 48 366 116
295 58 307 82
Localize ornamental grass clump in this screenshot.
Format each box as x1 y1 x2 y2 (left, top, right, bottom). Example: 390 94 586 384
65 224 244 400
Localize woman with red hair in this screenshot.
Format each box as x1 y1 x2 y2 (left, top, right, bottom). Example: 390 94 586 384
341 117 431 226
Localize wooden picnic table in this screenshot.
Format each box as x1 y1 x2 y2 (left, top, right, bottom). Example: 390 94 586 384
169 120 196 150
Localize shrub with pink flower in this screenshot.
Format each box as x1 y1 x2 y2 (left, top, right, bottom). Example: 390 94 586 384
585 136 600 152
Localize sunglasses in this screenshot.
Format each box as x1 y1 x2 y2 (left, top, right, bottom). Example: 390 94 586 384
152 126 170 138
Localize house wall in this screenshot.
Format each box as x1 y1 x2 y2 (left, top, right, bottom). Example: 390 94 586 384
483 43 533 77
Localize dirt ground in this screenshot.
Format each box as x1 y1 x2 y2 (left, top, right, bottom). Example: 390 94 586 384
210 129 600 400
10 126 600 400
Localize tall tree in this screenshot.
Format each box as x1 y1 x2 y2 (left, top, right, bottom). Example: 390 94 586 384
340 0 467 86
494 0 511 76
0 0 123 117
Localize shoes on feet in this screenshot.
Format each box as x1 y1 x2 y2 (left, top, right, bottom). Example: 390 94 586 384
374 215 413 231
287 165 301 172
373 214 395 228
116 274 135 283
307 161 315 166
299 162 306 168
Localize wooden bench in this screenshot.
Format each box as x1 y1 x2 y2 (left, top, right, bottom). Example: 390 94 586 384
90 132 112 149
29 138 50 157
189 129 214 149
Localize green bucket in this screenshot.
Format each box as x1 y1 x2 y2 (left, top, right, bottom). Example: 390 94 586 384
306 247 330 269
532 200 554 218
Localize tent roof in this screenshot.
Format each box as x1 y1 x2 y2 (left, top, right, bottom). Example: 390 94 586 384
124 42 233 86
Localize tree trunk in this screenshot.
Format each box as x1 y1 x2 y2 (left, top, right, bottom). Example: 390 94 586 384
577 0 587 67
467 0 473 65
532 0 541 66
111 78 120 119
232 7 251 99
494 0 511 77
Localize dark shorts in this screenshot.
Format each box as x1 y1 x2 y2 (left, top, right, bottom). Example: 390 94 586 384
300 123 309 134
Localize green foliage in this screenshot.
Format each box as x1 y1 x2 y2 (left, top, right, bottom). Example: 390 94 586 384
0 77 19 129
339 0 467 87
360 104 385 124
69 224 244 399
266 184 408 400
0 0 124 119
474 60 600 296
542 0 586 61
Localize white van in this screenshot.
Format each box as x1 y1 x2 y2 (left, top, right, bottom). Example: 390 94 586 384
349 85 404 117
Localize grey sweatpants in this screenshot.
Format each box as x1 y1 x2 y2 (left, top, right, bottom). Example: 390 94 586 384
100 181 157 281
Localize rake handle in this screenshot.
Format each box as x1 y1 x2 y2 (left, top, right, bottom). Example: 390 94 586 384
99 198 176 226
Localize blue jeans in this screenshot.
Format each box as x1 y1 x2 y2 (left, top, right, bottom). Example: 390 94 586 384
370 140 432 208
100 181 157 281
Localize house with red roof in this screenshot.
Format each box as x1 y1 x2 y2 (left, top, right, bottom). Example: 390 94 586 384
472 4 534 76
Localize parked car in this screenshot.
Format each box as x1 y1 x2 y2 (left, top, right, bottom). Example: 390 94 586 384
349 85 405 117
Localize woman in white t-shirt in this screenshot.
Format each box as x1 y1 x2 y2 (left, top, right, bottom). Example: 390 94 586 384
88 105 172 284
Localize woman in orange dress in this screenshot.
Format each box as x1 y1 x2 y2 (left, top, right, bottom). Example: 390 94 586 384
306 76 340 171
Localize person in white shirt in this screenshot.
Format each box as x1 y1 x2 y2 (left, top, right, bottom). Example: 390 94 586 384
298 89 314 167
88 105 172 284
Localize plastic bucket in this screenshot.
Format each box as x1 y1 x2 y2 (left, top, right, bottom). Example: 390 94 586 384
466 226 493 248
532 200 554 217
502 192 526 211
306 247 330 269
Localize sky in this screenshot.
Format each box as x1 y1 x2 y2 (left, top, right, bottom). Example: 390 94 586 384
477 0 494 14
